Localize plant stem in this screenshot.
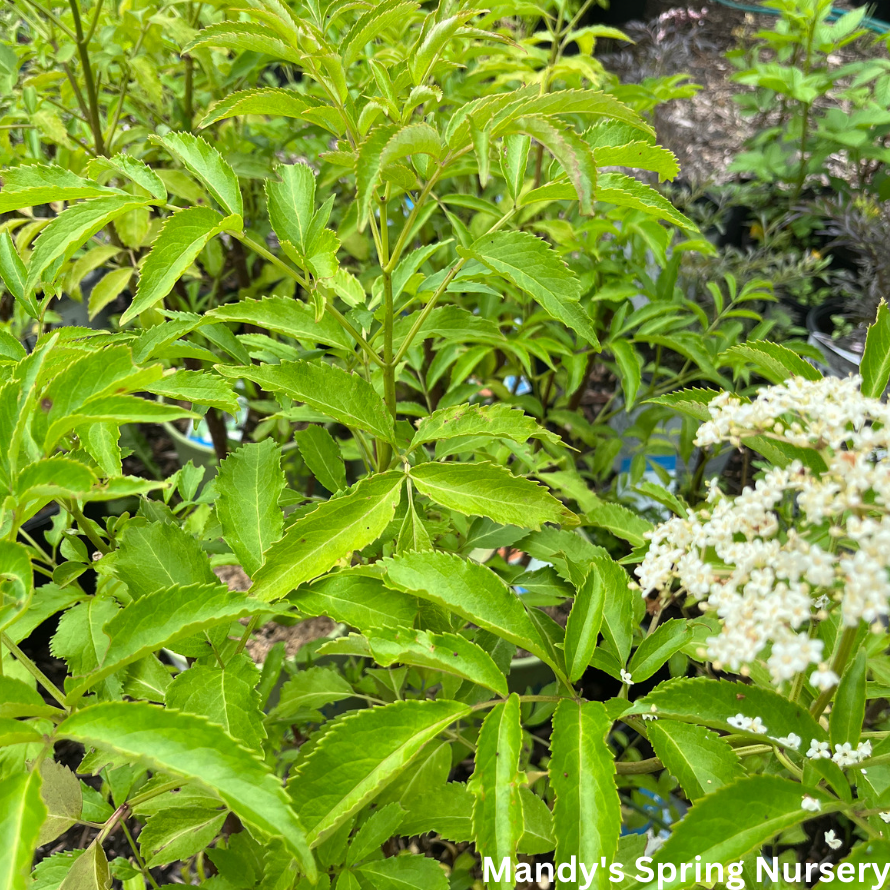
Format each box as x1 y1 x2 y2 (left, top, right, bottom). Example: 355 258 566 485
615 757 663 775
810 625 858 719
126 778 183 809
68 501 110 554
1 633 68 709
67 0 106 155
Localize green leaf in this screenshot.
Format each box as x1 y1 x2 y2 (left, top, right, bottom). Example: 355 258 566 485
627 619 690 683
510 115 596 214
26 196 152 292
0 770 46 890
345 803 404 866
121 207 236 323
817 840 890 888
460 231 598 347
399 782 473 842
37 761 82 845
66 582 269 699
645 388 723 422
410 403 558 450
59 842 109 890
382 550 555 670
88 267 133 320
723 341 822 383
59 702 316 880
624 677 827 747
468 694 524 889
268 666 355 721
88 154 167 201
357 124 442 227
639 778 833 890
114 520 217 599
0 541 32 631
197 88 314 128
0 232 36 317
51 595 119 680
519 787 555 855
646 720 743 801
219 360 395 443
166 654 266 750
0 164 113 211
32 851 84 890
217 440 286 577
368 627 509 696
356 855 448 890
594 141 680 181
862 302 890 398
396 496 433 554
500 134 531 201
295 426 347 493
292 570 417 633
583 494 653 547
550 700 619 890
830 648 866 748
409 461 577 530
341 0 421 66
204 295 352 351
145 369 239 414
139 807 227 868
183 20 304 64
598 172 696 229
289 699 469 845
609 339 642 409
251 472 404 602
564 568 606 683
152 132 243 217
267 163 323 257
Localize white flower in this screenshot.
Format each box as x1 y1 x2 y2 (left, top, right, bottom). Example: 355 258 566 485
880 812 890 824
802 795 822 813
833 743 859 767
774 733 801 751
825 830 842 850
749 717 768 735
807 740 831 760
728 714 754 731
811 665 841 691
858 740 873 760
620 669 634 686
644 830 666 856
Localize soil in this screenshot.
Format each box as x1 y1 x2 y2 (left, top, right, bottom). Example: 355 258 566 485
213 565 336 661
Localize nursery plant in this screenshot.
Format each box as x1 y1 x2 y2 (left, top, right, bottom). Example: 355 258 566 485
4 2 890 890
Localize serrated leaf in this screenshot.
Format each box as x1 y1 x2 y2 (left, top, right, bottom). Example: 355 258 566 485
564 568 605 683
114 520 217 599
645 387 723 422
66 582 269 699
0 164 113 211
152 132 243 217
341 0 421 66
0 770 46 890
598 172 696 229
145 369 239 414
0 232 36 316
26 196 152 293
204 295 352 351
646 720 743 801
51 595 119 678
88 267 132 320
410 461 577 530
460 231 598 347
357 855 448 890
58 702 316 879
292 570 417 633
37 761 82 845
723 341 821 383
862 301 890 398
346 803 404 866
627 619 689 682
368 627 508 696
140 807 227 868
15 456 96 502
468 695 524 888
501 134 531 202
519 788 554 855
399 782 473 842
166 654 266 750
121 207 236 323
217 440 286 576
268 666 354 721
830 648 866 748
639 778 833 890
624 677 827 747
251 472 404 602
31 850 84 890
88 154 167 201
594 141 680 181
198 88 314 128
289 699 469 845
219 360 395 443
550 700 619 890
295 426 347 493
609 339 642 409
59 842 109 890
184 20 304 64
267 163 323 257
410 403 558 450
382 550 555 670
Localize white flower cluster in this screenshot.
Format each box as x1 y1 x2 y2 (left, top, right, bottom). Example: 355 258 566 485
806 739 873 767
635 376 890 686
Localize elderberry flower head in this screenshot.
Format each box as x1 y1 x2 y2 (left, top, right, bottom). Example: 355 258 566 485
634 376 890 686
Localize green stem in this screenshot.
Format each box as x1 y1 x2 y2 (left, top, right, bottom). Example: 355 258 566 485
68 501 110 554
126 778 183 809
810 626 859 719
615 757 663 775
1 633 68 709
67 0 106 155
